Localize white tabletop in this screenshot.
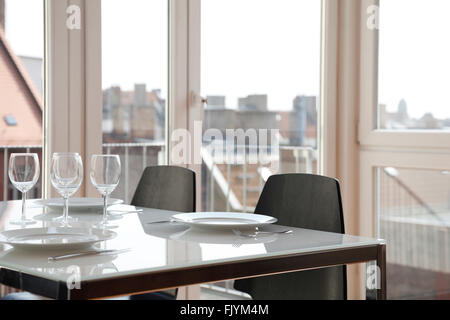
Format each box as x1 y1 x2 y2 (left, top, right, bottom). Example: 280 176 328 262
0 200 384 297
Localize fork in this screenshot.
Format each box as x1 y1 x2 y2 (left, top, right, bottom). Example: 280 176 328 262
233 229 293 238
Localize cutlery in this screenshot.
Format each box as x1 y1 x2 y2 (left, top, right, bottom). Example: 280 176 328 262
146 220 178 225
48 248 130 262
108 209 143 215
233 229 293 238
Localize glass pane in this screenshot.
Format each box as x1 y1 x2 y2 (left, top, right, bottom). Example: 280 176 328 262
378 0 450 130
377 167 450 299
201 0 321 213
102 0 168 203
1 0 44 200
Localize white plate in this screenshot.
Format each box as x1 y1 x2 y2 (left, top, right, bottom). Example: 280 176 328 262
34 198 124 212
171 212 277 230
0 227 117 251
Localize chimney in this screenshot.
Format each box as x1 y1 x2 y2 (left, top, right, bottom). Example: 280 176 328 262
0 0 4 31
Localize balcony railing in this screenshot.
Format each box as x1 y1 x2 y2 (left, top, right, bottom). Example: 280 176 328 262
102 141 166 203
202 143 316 213
0 143 166 203
1 142 315 214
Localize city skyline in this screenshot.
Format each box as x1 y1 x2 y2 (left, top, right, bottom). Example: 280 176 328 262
5 0 450 119
103 83 450 127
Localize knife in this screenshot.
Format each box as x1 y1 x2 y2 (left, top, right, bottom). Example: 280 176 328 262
48 248 130 261
146 219 178 225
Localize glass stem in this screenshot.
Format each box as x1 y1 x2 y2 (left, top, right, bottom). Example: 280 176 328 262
21 191 27 221
102 194 108 224
64 196 69 225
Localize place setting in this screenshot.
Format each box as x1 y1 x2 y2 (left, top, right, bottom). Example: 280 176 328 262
0 241 123 279
144 211 293 245
0 152 131 261
32 199 140 223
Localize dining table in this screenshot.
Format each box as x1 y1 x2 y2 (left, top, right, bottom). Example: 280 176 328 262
0 200 387 300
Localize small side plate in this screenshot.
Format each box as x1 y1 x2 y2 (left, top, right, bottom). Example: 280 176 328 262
0 227 116 251
33 198 124 212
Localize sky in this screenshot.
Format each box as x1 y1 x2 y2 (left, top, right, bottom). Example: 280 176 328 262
200 0 321 110
102 0 321 111
4 0 450 118
378 0 450 119
101 0 168 98
5 0 43 58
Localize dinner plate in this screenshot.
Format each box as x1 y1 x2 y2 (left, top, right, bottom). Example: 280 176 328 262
0 227 117 251
171 212 277 230
34 198 124 212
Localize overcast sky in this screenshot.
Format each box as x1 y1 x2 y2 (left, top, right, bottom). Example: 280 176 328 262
5 0 450 118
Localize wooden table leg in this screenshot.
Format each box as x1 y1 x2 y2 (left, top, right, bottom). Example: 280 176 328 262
376 244 387 300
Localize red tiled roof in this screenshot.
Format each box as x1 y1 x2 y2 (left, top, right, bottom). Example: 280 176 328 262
0 28 42 146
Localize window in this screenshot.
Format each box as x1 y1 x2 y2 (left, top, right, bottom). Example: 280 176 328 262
101 0 168 203
0 0 44 201
200 0 322 212
378 0 450 131
4 115 17 126
377 167 450 299
360 0 450 300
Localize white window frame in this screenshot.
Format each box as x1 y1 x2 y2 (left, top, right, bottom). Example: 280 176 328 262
185 0 344 298
359 0 450 236
45 0 102 198
51 0 450 301
57 0 338 218
49 0 347 300
320 0 338 177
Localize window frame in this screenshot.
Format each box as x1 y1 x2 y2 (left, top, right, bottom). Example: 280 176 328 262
45 0 103 198
77 0 337 199
45 0 450 300
54 0 339 299
359 0 450 239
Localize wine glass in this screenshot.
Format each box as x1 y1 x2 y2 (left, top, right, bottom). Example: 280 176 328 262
90 155 121 228
8 153 40 225
50 152 83 225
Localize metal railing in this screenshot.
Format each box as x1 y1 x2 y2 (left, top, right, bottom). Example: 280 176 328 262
382 167 449 227
379 168 450 279
102 141 166 203
1 142 315 213
202 143 316 213
1 143 166 203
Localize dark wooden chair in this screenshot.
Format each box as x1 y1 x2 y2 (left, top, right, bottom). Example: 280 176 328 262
129 165 196 300
131 165 196 214
234 174 347 300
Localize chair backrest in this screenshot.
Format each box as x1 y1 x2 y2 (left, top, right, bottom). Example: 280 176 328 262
234 174 347 300
131 166 196 213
